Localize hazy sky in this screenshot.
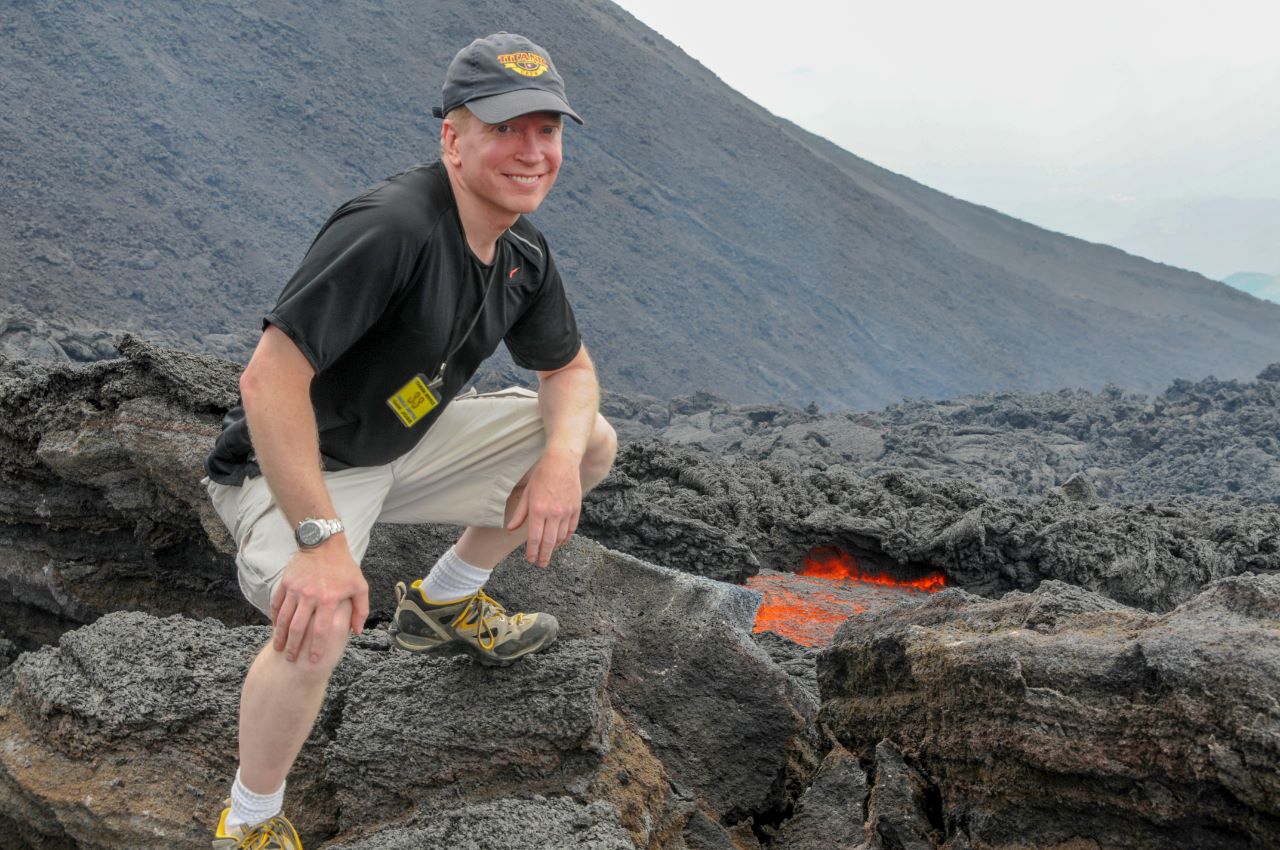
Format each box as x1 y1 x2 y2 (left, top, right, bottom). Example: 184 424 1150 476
613 0 1280 280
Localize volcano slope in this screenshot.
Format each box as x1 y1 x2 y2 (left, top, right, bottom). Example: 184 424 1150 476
1 341 1278 849
5 0 1280 408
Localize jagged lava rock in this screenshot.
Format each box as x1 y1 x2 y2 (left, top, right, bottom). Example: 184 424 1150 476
325 796 638 850
487 539 823 828
584 440 1280 611
0 614 656 849
0 611 386 848
817 576 1280 848
326 638 615 826
607 366 1280 505
1 536 820 848
0 338 251 645
770 742 869 850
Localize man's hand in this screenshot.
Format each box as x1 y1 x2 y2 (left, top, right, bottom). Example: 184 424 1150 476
506 449 583 567
270 541 369 663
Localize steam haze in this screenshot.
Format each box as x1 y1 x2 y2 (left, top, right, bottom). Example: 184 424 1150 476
615 0 1280 282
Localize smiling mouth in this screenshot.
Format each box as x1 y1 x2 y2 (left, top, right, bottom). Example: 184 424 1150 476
506 174 542 185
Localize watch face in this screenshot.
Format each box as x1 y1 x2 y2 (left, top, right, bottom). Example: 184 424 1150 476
297 520 324 547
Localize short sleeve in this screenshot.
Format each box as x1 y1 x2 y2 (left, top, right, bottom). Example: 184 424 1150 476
265 204 422 372
505 246 582 371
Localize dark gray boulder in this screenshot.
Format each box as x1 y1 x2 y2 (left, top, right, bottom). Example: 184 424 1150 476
0 611 385 848
0 539 819 848
583 440 1280 611
606 366 1280 506
325 638 616 826
487 541 823 828
0 337 252 646
771 743 869 850
817 575 1280 848
864 740 937 850
324 796 638 850
0 611 670 848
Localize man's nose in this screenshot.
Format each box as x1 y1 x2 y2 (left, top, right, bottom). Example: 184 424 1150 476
514 129 544 161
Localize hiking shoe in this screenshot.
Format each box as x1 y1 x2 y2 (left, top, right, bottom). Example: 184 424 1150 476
389 580 558 666
211 800 301 849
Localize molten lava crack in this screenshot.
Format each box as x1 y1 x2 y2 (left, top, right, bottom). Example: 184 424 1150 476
747 547 946 646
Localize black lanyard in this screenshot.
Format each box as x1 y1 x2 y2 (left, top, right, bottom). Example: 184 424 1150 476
427 247 499 392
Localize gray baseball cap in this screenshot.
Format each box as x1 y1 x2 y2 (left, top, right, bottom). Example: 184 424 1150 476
432 32 584 125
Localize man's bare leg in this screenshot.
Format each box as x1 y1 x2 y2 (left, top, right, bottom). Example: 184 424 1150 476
454 413 617 569
237 415 616 795
237 600 353 794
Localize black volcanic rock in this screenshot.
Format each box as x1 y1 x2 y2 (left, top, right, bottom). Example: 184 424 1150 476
5 0 1280 407
324 797 637 850
605 364 1280 505
0 545 815 848
771 743 869 850
865 741 938 850
0 612 378 847
324 638 620 829
817 576 1280 848
5 340 1280 848
582 440 1280 611
485 543 822 827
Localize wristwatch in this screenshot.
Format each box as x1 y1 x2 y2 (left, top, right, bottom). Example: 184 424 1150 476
295 517 344 549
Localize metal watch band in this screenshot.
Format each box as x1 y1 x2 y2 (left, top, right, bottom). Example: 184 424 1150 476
295 517 344 548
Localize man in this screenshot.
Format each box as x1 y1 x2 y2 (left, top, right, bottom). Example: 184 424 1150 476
201 33 616 849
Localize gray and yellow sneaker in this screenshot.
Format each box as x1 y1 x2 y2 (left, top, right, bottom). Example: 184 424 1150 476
390 579 559 666
211 800 301 849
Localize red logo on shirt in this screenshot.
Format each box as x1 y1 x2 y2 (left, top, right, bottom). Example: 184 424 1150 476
508 266 520 280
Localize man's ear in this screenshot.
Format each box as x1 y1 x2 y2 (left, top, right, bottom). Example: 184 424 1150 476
441 120 462 166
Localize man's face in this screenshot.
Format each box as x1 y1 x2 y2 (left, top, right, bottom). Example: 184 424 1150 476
445 111 563 221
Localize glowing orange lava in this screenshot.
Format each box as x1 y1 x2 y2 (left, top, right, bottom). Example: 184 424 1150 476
747 547 947 646
801 546 948 592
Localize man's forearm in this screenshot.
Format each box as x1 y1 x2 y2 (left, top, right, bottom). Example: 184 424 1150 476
536 348 600 462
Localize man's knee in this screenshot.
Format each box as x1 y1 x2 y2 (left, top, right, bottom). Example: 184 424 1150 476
267 600 353 682
581 413 618 490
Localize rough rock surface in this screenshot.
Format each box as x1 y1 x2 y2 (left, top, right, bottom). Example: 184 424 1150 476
0 544 817 849
325 638 617 826
818 575 1280 848
0 336 251 647
0 612 380 848
0 309 124 364
325 796 639 850
487 543 822 828
602 365 1280 504
6 341 1280 849
770 743 868 850
582 440 1280 611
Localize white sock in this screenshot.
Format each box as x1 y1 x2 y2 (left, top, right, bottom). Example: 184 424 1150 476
420 546 491 602
226 769 285 832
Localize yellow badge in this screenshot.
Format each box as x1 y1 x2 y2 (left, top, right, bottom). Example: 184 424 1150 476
497 51 549 78
387 374 439 427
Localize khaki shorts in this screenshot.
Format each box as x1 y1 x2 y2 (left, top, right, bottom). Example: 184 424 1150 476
205 386 545 617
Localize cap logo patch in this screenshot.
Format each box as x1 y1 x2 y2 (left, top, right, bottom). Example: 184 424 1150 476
497 51 549 78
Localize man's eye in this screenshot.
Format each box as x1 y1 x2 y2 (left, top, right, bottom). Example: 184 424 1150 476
495 124 512 134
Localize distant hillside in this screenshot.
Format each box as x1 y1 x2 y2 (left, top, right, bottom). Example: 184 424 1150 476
4 0 1280 407
1224 272 1280 304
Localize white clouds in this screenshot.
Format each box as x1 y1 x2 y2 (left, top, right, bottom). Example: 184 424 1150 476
614 0 1280 274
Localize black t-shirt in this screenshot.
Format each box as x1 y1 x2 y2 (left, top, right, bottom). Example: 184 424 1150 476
205 161 581 485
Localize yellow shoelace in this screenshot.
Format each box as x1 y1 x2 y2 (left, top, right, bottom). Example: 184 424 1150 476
234 815 301 849
452 590 525 650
